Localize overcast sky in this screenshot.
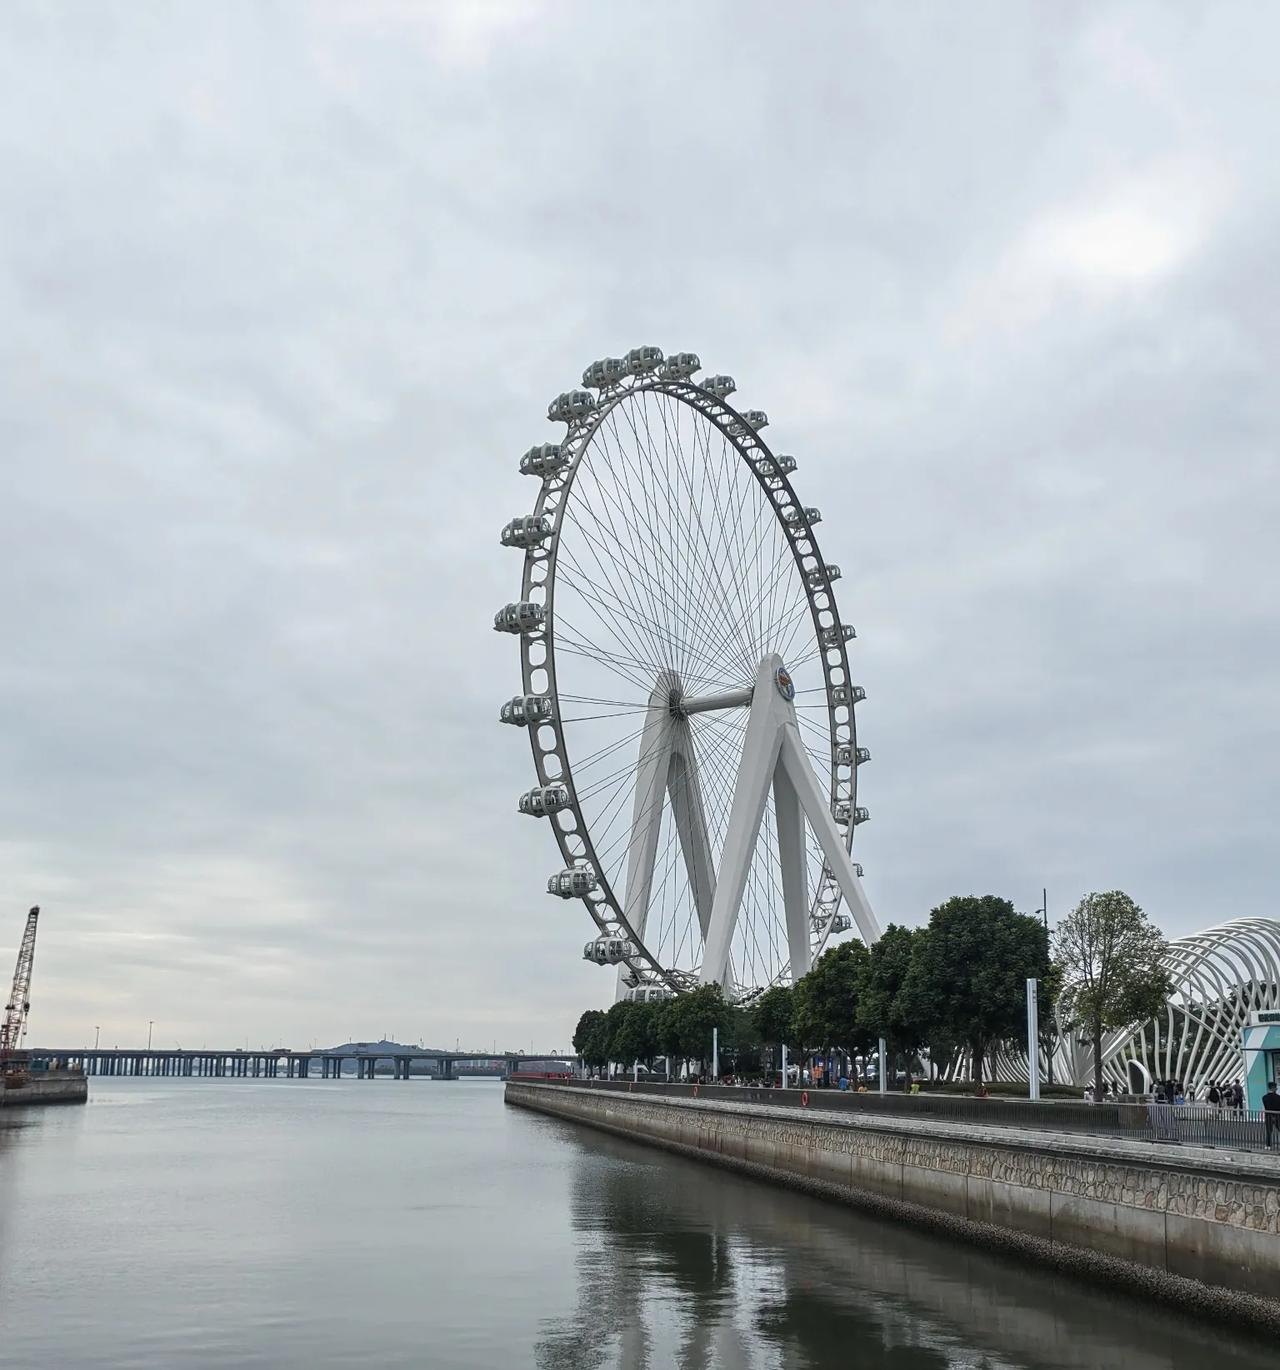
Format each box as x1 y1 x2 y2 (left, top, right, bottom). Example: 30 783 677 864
2 3 1276 1051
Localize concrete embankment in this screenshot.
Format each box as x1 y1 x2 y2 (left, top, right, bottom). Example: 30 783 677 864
506 1081 1280 1331
1 1073 88 1107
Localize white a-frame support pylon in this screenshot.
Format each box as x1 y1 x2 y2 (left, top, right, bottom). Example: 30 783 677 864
616 655 880 1000
616 671 717 999
699 653 880 988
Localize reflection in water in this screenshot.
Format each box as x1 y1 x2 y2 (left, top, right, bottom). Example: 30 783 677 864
531 1114 1273 1370
755 1291 953 1370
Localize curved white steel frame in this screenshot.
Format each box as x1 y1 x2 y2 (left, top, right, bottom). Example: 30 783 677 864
1094 917 1280 1093
497 349 880 1001
991 918 1280 1092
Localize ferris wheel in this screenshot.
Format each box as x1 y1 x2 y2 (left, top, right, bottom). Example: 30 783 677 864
496 347 880 1004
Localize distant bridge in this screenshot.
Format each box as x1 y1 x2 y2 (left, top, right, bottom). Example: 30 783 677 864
38 1049 568 1081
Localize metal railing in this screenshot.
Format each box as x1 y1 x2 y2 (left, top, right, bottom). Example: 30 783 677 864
532 1078 1280 1157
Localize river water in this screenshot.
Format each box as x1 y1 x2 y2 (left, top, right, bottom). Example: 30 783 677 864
0 1079 1271 1369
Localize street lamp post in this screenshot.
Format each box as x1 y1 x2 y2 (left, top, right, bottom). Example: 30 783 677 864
1034 889 1053 1086
94 1025 101 1050
1026 978 1041 1101
147 1020 154 1051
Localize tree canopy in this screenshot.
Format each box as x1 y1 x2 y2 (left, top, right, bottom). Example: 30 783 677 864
752 984 795 1050
1055 890 1171 1092
656 983 732 1067
573 1008 610 1072
900 895 1050 1085
855 922 926 1065
608 999 659 1069
790 942 873 1056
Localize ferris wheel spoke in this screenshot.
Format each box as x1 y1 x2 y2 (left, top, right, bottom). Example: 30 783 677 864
568 443 694 673
680 408 769 676
702 535 801 674
568 719 653 778
660 397 772 686
553 628 659 696
600 404 733 686
558 506 679 673
657 398 758 678
592 410 699 665
570 467 686 675
762 597 816 662
574 721 686 805
711 429 774 670
562 561 758 692
640 395 700 685
555 580 669 691
634 394 757 683
557 552 721 685
560 693 649 709
698 411 779 672
569 451 729 689
560 709 651 723
554 607 680 687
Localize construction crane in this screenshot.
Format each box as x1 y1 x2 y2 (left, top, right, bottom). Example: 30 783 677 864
1 906 40 1082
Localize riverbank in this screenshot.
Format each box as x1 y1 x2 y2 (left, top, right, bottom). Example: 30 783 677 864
506 1080 1280 1333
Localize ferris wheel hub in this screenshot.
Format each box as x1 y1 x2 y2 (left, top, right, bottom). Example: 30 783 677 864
675 684 754 717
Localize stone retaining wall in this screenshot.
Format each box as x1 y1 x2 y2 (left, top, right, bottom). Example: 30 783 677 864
1 1073 88 1106
507 1081 1280 1322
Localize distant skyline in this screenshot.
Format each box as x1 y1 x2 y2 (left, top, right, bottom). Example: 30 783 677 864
2 3 1277 1048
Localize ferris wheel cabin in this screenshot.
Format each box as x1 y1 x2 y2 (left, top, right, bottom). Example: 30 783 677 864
493 601 546 635
518 784 571 817
547 390 596 423
548 868 598 899
519 443 568 478
499 694 555 727
583 936 635 966
624 345 664 374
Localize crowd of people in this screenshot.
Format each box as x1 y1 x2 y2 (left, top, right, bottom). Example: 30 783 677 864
1083 1077 1248 1108
1150 1077 1246 1108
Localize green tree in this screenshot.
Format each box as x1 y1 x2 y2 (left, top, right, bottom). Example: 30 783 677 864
601 1000 639 1074
612 1001 659 1071
791 942 874 1063
752 985 795 1076
1055 890 1172 1095
572 1009 605 1061
574 1009 610 1074
722 1005 763 1076
654 984 732 1074
856 923 926 1085
901 895 1050 1087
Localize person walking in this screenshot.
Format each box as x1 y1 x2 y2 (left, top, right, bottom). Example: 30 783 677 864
1207 1081 1221 1108
1263 1081 1280 1149
1231 1080 1244 1113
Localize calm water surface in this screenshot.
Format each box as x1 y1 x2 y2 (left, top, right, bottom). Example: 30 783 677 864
0 1079 1271 1369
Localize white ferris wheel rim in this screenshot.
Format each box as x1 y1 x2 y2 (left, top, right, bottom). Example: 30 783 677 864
509 360 865 1001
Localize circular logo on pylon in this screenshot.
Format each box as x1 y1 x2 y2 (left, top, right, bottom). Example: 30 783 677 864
775 665 795 701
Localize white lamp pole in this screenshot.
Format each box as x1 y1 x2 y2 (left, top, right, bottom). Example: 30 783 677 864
1026 978 1041 1101
878 1037 887 1095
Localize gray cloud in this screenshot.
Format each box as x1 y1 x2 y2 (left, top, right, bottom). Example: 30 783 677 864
1 2 1276 1049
